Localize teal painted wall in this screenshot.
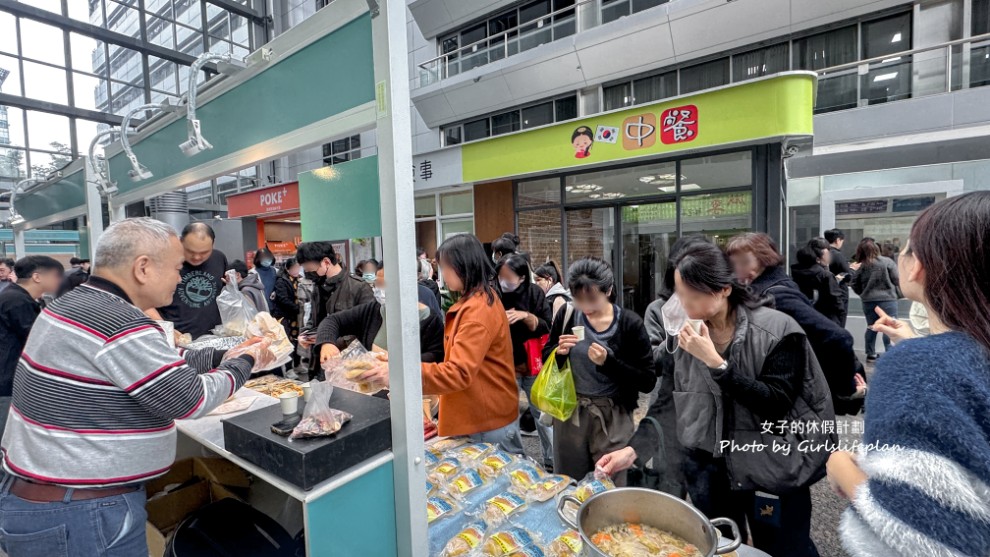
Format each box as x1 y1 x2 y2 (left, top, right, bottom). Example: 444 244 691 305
306 459 397 556
106 14 375 194
299 156 381 241
15 168 86 222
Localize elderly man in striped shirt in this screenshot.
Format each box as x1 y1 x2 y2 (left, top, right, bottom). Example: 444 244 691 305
0 218 274 557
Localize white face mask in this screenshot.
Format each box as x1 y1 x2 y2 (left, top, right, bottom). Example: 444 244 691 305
374 287 386 305
661 293 690 338
499 279 520 293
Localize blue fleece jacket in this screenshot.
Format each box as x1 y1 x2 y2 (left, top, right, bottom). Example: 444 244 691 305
841 331 990 557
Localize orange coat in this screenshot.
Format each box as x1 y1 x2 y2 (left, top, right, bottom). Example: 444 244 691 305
422 290 519 437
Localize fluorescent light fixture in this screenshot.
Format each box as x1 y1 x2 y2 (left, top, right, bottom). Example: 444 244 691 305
681 183 702 191
180 52 232 157
881 57 902 64
873 72 898 83
565 184 603 193
891 33 902 43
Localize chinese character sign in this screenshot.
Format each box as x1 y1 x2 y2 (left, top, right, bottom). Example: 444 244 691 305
622 114 657 150
661 105 698 144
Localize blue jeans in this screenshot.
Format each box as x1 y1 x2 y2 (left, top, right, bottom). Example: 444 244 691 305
864 300 898 357
518 374 554 468
0 474 147 557
469 421 525 456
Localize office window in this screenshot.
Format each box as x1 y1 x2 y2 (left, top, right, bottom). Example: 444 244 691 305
733 44 789 82
679 58 730 94
861 13 912 105
554 95 577 121
441 94 578 144
633 72 676 104
522 102 554 129
322 134 361 165
464 118 491 141
603 82 633 111
793 26 858 112
443 125 462 146
491 110 521 135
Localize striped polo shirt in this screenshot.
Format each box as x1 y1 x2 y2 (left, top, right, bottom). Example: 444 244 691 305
1 276 254 487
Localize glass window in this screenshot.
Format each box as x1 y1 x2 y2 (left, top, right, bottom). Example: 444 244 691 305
862 13 911 58
566 207 615 266
680 58 730 94
441 218 475 240
70 33 103 74
680 191 754 248
463 118 490 142
602 0 631 24
26 111 71 154
974 0 990 34
0 54 23 95
74 119 104 158
732 44 789 82
19 19 66 66
680 151 753 191
603 82 633 111
0 12 17 55
566 161 678 202
0 147 29 182
861 13 913 105
415 196 437 218
633 72 676 104
632 0 668 12
518 208 562 266
492 110 521 135
792 26 857 70
518 177 561 207
22 61 68 104
518 0 551 53
522 102 553 129
147 17 176 49
69 0 101 26
555 96 577 121
72 72 108 111
441 190 474 215
460 23 488 72
443 125 462 146
2 106 26 148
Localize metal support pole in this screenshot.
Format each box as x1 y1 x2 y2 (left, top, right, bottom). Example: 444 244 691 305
371 1 427 555
85 165 105 261
13 228 25 258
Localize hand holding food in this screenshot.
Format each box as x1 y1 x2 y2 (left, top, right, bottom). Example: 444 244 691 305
595 446 637 477
556 334 579 356
588 343 608 366
321 343 341 363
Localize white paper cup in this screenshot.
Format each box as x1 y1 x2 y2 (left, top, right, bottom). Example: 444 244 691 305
687 319 704 334
301 383 313 403
572 326 586 341
279 392 299 414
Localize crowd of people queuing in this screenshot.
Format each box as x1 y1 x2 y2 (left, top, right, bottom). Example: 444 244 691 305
0 192 987 556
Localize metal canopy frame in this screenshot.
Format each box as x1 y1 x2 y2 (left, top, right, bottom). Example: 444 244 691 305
11 1 426 554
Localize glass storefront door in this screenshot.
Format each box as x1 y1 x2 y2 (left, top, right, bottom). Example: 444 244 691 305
621 202 676 314
565 207 615 267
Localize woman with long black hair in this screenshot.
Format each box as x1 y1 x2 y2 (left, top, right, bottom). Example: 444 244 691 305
497 254 553 467
651 242 833 557
543 257 654 483
851 238 900 361
352 234 523 452
828 192 990 556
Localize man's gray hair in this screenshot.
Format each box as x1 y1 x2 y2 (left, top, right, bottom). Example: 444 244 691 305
418 258 432 280
94 218 178 270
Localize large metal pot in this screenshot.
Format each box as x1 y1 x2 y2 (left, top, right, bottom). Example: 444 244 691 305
557 488 743 557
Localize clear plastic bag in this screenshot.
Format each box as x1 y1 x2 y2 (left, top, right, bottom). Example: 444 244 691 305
246 312 294 364
441 519 489 557
289 381 352 440
323 340 388 394
215 269 258 337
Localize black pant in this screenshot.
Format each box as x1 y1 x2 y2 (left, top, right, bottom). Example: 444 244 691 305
683 450 821 557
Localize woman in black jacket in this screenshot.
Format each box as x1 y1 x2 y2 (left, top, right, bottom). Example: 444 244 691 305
315 268 444 365
791 238 845 326
543 257 655 484
497 254 553 468
271 258 302 371
728 233 866 415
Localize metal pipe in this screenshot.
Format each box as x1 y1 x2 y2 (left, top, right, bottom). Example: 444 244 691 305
120 103 164 182
180 52 232 156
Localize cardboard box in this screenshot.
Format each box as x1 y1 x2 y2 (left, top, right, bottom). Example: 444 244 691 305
145 457 250 555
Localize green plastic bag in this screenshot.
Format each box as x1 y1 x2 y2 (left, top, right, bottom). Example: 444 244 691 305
530 348 577 422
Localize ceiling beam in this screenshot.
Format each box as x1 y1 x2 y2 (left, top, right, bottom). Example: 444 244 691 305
205 0 266 24
0 92 125 126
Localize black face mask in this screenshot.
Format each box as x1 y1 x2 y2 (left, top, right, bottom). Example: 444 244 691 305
305 270 324 284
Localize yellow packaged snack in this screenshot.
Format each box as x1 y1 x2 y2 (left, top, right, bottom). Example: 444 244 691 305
448 469 487 498
429 457 462 484
508 464 546 491
482 492 528 525
450 442 496 461
573 475 615 502
478 451 517 479
480 527 538 556
507 546 546 557
530 474 572 502
431 438 469 453
546 530 582 557
426 495 460 524
440 520 488 557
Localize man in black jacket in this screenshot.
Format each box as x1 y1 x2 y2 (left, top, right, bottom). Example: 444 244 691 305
824 229 853 327
296 242 374 379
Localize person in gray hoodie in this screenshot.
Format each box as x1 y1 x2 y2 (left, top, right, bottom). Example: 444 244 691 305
230 260 270 313
850 238 900 361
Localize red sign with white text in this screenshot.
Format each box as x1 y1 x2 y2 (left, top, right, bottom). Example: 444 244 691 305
660 105 699 144
226 182 300 218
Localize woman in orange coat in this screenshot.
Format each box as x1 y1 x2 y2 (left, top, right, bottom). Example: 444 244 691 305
354 234 523 453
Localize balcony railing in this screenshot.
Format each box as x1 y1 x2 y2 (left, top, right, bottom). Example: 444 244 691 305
416 0 590 88
814 32 990 113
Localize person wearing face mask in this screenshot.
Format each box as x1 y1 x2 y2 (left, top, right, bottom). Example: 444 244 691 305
542 257 655 483
253 248 278 301
272 257 303 372
606 242 834 557
355 260 380 285
790 238 845 326
315 268 445 376
295 242 375 380
497 254 553 469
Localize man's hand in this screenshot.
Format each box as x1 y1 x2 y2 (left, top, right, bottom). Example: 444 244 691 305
596 447 637 477
871 307 917 344
320 343 341 364
556 334 579 356
354 362 389 389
